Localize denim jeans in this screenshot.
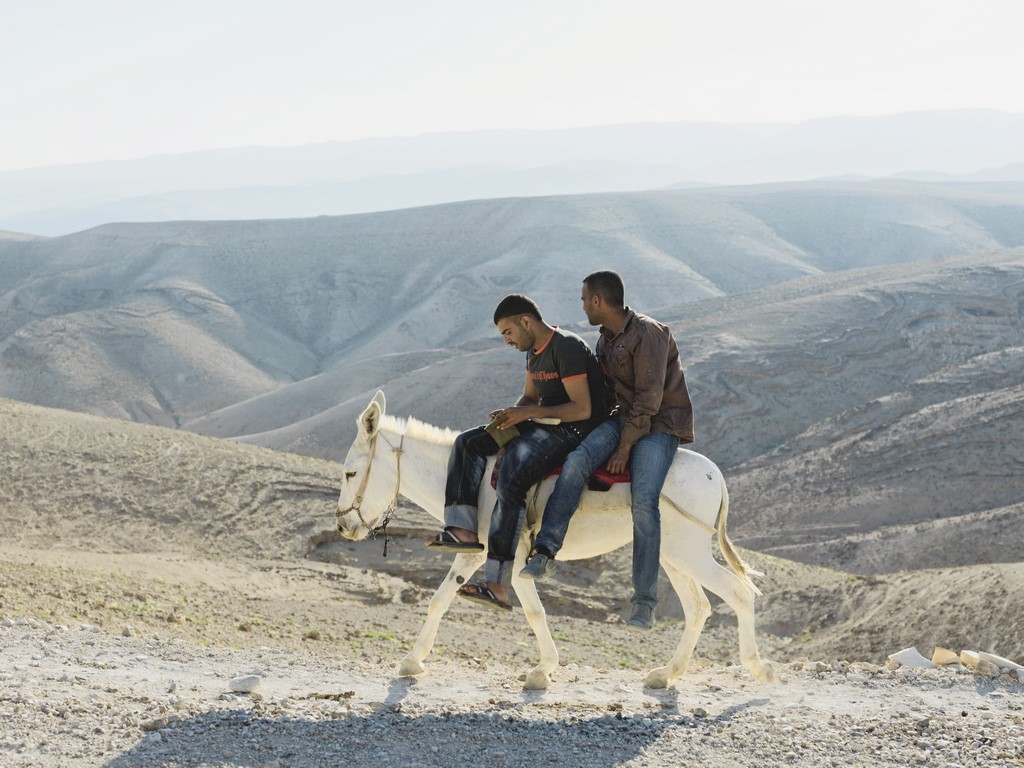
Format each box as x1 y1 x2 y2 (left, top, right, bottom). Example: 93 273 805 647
534 416 621 558
628 431 680 608
444 421 584 586
443 425 499 530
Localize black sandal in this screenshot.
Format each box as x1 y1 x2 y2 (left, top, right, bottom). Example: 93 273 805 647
457 582 513 612
426 529 484 553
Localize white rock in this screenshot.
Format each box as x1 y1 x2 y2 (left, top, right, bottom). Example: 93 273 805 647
229 675 261 693
978 651 1024 672
888 647 936 669
1017 669 1024 683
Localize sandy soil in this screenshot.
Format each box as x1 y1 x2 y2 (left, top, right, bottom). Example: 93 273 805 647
3 532 1024 768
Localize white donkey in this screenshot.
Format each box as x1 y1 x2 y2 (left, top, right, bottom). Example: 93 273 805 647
335 391 774 690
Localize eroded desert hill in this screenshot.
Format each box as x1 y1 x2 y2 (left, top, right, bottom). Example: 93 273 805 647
2 186 1022 577
2 181 1023 431
2 396 1021 665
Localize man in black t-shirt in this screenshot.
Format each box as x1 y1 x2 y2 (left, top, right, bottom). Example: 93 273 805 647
427 293 605 611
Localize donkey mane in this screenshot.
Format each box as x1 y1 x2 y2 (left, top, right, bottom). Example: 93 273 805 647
381 414 459 447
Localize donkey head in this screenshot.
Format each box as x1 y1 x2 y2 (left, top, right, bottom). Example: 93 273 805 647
335 390 388 540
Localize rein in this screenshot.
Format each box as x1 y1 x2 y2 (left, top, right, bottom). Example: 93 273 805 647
337 430 405 557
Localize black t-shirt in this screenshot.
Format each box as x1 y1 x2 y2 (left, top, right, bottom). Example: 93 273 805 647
526 328 606 432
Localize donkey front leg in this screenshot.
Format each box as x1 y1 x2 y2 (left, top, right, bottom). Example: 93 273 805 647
398 552 486 677
511 569 559 690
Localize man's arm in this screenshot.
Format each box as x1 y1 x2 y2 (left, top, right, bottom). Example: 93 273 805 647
490 371 540 421
518 371 541 407
491 375 592 428
606 328 670 474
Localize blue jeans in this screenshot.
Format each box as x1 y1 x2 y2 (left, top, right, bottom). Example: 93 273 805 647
534 416 621 558
444 421 584 586
443 425 498 526
628 432 680 608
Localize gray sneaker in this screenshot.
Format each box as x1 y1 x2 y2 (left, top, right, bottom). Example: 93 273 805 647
627 604 655 630
519 553 552 580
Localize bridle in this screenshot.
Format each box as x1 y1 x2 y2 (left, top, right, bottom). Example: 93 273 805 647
336 429 405 556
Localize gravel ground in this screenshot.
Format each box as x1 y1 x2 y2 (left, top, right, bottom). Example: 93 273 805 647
3 619 1022 768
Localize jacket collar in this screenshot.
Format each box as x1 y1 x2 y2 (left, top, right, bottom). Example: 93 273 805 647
599 307 636 340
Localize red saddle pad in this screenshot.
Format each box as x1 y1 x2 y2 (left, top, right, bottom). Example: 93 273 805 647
490 451 630 491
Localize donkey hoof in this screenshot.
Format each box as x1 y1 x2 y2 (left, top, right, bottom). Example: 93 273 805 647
398 656 426 677
644 667 671 689
524 669 550 690
753 661 776 684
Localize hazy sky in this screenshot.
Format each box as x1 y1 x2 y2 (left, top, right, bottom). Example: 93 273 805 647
3 0 1022 172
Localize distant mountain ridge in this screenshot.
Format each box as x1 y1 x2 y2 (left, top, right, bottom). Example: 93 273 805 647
2 109 1022 236
0 230 45 242
894 161 1024 183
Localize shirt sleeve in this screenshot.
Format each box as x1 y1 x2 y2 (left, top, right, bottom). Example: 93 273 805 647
555 336 591 383
620 324 670 446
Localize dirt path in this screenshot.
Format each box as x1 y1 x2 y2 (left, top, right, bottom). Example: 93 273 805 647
3 620 1022 768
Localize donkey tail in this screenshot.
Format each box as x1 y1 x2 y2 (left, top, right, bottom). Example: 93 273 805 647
716 474 763 597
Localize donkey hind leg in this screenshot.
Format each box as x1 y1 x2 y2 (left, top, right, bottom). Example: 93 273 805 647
661 517 774 683
702 557 774 683
644 562 711 689
398 551 486 677
715 565 774 683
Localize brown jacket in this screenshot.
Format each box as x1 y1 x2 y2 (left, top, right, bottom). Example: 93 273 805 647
597 308 694 447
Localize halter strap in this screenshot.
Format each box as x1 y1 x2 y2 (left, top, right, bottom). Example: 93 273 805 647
337 431 405 556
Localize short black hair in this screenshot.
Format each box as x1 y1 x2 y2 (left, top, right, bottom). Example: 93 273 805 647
493 293 543 324
583 270 625 307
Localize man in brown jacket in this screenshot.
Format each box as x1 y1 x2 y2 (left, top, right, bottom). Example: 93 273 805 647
521 269 693 629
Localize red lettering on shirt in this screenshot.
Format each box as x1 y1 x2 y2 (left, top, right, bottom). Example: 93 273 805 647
528 370 561 381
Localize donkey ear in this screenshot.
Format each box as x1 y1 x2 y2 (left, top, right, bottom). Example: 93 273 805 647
358 400 382 439
371 390 387 414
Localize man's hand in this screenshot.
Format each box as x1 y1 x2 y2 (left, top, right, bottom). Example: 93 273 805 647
606 444 632 475
490 405 535 429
